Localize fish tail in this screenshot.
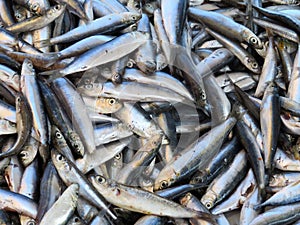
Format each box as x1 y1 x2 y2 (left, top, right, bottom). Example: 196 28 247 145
35 39 52 48
39 70 63 83
253 203 264 210
44 53 61 67
195 211 218 225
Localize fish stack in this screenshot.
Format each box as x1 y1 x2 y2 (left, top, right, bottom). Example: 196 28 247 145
0 0 299 224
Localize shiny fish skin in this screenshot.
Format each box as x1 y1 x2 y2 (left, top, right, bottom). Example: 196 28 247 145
6 4 66 34
255 34 277 98
89 174 215 222
260 82 281 176
38 79 84 157
249 202 300 225
51 149 117 220
39 183 79 225
0 189 37 218
188 7 262 49
0 1 299 224
42 31 149 81
201 150 248 210
205 28 261 74
51 78 94 155
20 59 49 163
0 94 32 159
154 117 236 190
36 12 141 47
36 161 62 223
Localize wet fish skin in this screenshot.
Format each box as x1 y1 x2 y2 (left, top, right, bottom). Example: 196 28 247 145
20 58 49 164
6 4 66 34
255 34 277 98
89 174 216 222
249 202 300 225
51 78 94 155
260 82 281 176
42 31 149 81
255 179 300 209
201 150 248 210
38 79 85 157
51 149 117 220
188 7 262 49
0 189 38 218
39 183 79 225
205 28 261 74
36 12 141 47
0 94 32 159
235 119 266 192
190 136 241 186
154 117 236 190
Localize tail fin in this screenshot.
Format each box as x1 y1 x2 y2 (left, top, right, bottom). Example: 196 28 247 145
35 39 52 48
39 70 63 83
195 211 218 225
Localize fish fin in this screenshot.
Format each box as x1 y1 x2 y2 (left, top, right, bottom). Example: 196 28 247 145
195 211 218 225
253 203 264 210
39 70 63 83
35 39 52 48
43 53 61 67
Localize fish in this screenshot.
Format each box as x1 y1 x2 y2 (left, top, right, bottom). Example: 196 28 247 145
89 174 216 222
0 1 298 224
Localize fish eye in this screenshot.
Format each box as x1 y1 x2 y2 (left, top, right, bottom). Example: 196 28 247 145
56 154 64 161
73 217 80 222
85 84 93 89
131 25 137 31
27 221 36 225
144 179 151 184
250 37 258 44
31 3 40 12
201 92 206 100
20 151 28 158
114 153 121 160
252 63 258 69
55 131 62 139
112 73 121 83
108 98 116 105
54 5 61 10
96 175 106 184
15 14 23 20
205 202 213 209
73 143 79 150
160 180 168 189
127 61 134 68
27 62 33 68
132 16 137 20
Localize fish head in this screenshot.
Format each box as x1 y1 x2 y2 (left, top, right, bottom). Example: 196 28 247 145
89 174 109 191
243 56 261 74
47 4 66 17
153 166 179 191
68 132 85 157
51 149 71 172
123 12 142 24
21 58 35 76
20 145 38 167
51 125 67 147
29 2 44 15
95 97 123 114
242 30 263 49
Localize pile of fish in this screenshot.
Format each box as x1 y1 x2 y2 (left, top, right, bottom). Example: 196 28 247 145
0 0 300 224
